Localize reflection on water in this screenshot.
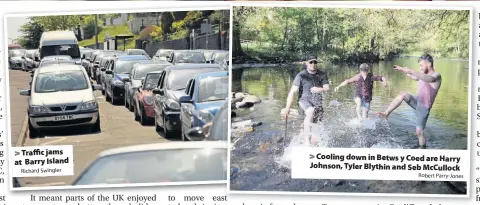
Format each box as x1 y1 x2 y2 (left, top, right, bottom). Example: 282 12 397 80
230 57 469 194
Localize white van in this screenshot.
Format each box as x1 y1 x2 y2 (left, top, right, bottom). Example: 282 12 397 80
39 31 81 63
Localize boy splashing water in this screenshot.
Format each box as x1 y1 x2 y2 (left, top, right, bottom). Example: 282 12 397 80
335 63 388 119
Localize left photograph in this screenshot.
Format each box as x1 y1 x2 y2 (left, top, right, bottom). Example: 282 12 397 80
6 9 230 189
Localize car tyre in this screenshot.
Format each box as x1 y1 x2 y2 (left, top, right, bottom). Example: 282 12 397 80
163 114 172 139
134 104 140 121
140 106 148 125
110 91 116 105
28 119 39 139
91 117 101 133
124 92 129 108
128 97 134 112
154 114 161 132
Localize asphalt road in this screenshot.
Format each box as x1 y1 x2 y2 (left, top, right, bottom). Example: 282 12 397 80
9 70 170 187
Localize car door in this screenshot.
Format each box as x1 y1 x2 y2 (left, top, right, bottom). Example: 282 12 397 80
154 70 166 121
126 67 136 103
180 79 193 132
105 60 115 95
184 79 196 130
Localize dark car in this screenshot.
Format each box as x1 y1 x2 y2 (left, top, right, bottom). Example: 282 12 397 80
166 50 206 64
152 49 174 61
152 64 222 138
124 61 171 112
104 55 151 104
80 48 94 70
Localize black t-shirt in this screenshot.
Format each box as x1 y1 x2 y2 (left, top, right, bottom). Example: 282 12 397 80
293 69 329 106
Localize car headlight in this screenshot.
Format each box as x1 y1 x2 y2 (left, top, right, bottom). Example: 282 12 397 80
166 99 180 110
144 96 154 105
113 80 124 86
198 110 214 123
29 105 47 114
81 101 98 110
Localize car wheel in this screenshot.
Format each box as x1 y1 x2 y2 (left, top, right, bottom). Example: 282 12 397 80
110 90 116 105
124 92 129 108
163 114 172 139
134 104 140 121
154 113 161 132
105 90 111 101
28 119 40 139
140 106 147 125
128 98 134 112
91 117 101 133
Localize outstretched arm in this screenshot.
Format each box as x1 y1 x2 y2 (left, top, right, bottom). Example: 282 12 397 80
335 75 357 92
393 65 438 83
285 85 299 111
406 73 419 81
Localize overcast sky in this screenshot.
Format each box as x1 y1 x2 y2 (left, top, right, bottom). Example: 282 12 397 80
7 16 29 43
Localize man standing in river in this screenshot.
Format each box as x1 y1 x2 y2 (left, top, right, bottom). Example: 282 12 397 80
284 57 330 145
376 54 442 149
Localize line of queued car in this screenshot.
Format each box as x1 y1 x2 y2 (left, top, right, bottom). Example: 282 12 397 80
16 39 229 185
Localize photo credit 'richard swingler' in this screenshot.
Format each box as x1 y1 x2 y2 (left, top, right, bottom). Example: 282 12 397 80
229 4 472 197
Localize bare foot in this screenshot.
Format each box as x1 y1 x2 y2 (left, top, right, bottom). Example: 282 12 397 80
376 112 389 119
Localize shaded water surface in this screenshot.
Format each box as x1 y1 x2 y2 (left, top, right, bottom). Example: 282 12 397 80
230 57 469 194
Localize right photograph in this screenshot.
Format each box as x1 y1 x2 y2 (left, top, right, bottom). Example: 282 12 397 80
229 5 470 195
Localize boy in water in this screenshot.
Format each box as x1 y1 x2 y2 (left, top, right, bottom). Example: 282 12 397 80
334 63 388 119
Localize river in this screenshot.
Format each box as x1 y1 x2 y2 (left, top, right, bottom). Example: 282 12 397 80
229 57 469 194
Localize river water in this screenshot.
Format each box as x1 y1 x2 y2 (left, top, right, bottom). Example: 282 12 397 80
230 57 469 194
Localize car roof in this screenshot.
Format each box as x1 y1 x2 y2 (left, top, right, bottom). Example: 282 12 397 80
40 60 76 66
43 55 72 59
147 70 164 74
116 55 149 60
166 64 221 70
97 141 227 157
195 71 228 79
174 50 204 53
133 61 170 66
37 64 84 73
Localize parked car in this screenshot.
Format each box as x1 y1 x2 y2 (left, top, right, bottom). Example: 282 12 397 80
221 53 229 71
91 51 126 80
124 61 172 112
8 49 26 69
22 49 37 71
166 50 206 64
81 49 94 70
152 49 174 61
152 64 222 138
211 50 228 64
201 49 216 63
125 49 150 58
33 50 41 68
104 55 151 104
19 65 102 138
71 141 227 185
133 70 162 125
179 71 228 141
186 99 228 142
96 56 116 88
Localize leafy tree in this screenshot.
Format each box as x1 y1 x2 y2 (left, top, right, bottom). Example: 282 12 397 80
19 17 44 49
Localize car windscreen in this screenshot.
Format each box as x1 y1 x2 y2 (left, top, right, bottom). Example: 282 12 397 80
167 68 219 90
174 52 206 63
73 148 227 185
134 65 169 80
128 50 147 55
208 102 228 141
10 50 25 57
214 52 228 62
41 44 81 59
35 70 88 93
198 76 228 103
143 73 161 90
114 61 137 74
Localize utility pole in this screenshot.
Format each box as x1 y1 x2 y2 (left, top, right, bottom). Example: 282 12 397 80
95 14 99 49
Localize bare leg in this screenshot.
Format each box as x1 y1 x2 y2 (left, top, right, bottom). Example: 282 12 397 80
362 107 369 119
303 107 315 144
416 127 426 148
354 97 362 119
377 92 410 119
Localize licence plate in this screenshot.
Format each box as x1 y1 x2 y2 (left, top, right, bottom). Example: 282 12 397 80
54 115 75 121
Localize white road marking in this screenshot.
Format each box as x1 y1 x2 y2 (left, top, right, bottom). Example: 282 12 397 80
41 137 67 146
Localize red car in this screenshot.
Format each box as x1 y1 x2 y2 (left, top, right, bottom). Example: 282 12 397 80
134 70 162 125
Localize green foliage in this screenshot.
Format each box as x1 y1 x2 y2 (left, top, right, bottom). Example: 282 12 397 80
33 15 83 31
79 24 134 47
150 25 163 42
19 17 44 49
234 7 470 63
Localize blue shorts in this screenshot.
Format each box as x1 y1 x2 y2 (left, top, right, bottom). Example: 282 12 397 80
356 96 370 109
405 94 431 130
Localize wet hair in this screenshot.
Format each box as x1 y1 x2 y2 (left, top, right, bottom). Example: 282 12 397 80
359 63 370 72
419 54 434 67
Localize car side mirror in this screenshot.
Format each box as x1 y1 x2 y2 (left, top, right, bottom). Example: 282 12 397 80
152 88 163 95
19 89 30 96
186 127 205 140
106 70 113 75
179 95 192 103
122 77 130 83
100 68 106 71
